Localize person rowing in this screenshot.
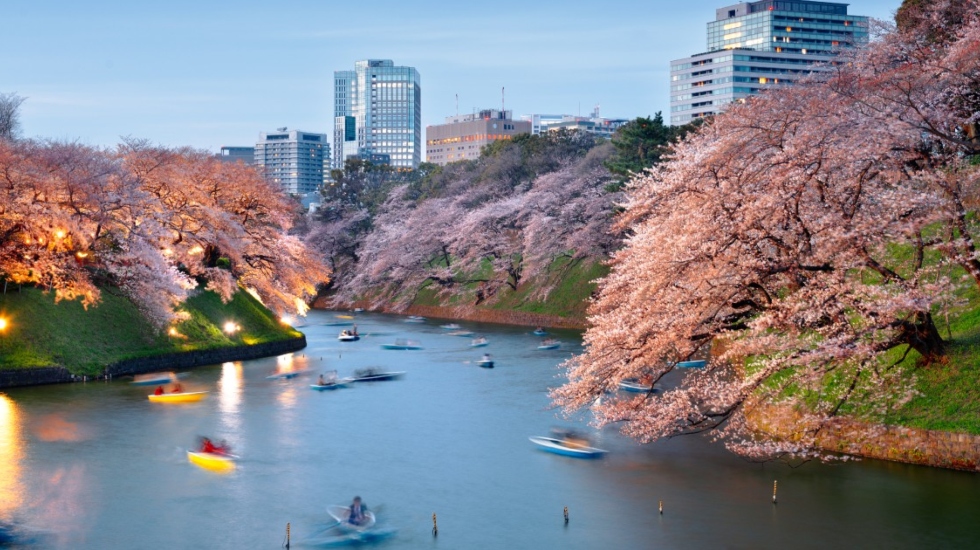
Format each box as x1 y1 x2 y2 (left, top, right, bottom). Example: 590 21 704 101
348 496 369 526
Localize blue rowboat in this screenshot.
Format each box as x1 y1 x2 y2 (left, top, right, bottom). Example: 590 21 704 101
131 372 184 386
351 369 405 382
310 380 351 391
619 380 656 393
470 338 489 347
404 316 426 323
381 339 422 350
477 360 494 369
266 370 310 380
537 341 560 350
676 360 707 369
529 436 607 458
532 329 548 336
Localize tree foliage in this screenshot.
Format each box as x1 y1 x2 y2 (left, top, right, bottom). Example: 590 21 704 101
0 138 330 327
0 93 25 141
603 113 697 186
554 0 980 459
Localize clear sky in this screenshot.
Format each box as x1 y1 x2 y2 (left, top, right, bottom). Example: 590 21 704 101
5 0 902 152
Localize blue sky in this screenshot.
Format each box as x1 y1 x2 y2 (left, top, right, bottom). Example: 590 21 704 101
5 0 902 152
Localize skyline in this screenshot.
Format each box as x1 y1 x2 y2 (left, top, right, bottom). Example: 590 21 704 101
5 0 902 152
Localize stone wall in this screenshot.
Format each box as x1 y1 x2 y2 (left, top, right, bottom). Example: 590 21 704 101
0 336 306 389
315 298 587 330
749 404 980 472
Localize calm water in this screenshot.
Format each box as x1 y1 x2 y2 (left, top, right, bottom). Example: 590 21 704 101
1 310 978 549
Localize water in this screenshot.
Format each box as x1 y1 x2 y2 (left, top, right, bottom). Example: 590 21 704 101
1 310 978 549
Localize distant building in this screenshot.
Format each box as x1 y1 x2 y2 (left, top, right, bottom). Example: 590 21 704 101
253 128 329 195
217 146 255 165
520 108 628 139
334 59 422 169
670 0 869 125
426 109 530 165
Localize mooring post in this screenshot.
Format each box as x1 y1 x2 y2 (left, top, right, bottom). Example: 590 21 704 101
432 513 438 536
773 480 778 504
286 522 291 549
564 506 569 524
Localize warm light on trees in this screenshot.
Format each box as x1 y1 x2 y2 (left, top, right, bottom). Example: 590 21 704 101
0 136 330 328
554 0 980 459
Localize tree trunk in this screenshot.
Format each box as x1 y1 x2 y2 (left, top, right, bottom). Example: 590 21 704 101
896 311 945 360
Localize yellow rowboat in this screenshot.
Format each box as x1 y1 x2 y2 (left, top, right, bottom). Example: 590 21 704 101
187 451 235 472
336 314 355 319
147 391 209 403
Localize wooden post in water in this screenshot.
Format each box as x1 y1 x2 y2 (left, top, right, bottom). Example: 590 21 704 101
432 513 438 536
564 506 569 524
286 522 291 549
773 480 778 504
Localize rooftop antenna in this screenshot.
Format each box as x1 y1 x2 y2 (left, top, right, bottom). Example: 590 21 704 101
455 94 459 118
501 87 505 116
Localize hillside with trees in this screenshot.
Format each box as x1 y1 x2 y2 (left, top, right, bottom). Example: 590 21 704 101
305 117 689 320
553 0 980 458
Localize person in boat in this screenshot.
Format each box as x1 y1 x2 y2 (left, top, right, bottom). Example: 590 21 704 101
348 496 368 526
171 382 183 393
318 374 327 385
200 437 217 454
482 353 491 363
153 386 164 396
352 325 358 336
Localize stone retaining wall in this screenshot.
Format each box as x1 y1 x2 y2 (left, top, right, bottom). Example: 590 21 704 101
0 336 306 389
749 404 980 472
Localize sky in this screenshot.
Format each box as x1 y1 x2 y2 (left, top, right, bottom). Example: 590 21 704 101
5 0 903 152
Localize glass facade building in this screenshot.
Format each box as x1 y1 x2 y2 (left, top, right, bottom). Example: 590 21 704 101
254 129 329 195
670 0 868 124
333 59 421 169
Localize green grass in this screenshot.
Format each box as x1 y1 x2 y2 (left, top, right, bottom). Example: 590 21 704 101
0 285 301 376
489 257 608 318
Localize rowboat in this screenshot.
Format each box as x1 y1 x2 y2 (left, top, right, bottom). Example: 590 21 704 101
537 340 560 350
351 369 405 382
448 330 475 337
131 372 183 386
676 360 707 369
529 436 608 458
187 451 235 472
338 330 360 342
335 314 355 320
380 339 422 350
619 380 656 393
310 379 352 391
148 391 209 403
440 323 461 330
353 308 365 312
327 505 377 531
470 337 489 348
532 329 548 336
404 316 426 323
266 370 310 380
477 359 494 368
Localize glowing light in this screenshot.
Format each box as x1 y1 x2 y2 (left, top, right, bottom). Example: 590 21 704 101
168 327 180 337
0 317 7 331
280 315 294 326
162 248 174 256
76 251 88 259
189 245 204 255
219 362 243 428
223 321 239 335
54 230 66 239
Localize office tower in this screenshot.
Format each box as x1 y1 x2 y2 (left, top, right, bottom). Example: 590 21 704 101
426 109 530 165
254 128 329 195
334 59 421 169
670 0 868 125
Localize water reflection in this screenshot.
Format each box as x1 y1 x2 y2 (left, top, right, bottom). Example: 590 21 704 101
0 394 23 516
218 362 243 431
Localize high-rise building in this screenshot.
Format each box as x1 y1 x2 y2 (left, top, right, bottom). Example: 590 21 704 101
334 59 421 169
670 0 868 125
217 146 255 165
426 109 530 165
253 128 329 195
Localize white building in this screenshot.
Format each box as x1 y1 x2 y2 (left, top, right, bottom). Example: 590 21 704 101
254 129 329 195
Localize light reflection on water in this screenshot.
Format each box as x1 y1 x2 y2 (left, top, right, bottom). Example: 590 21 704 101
1 311 979 549
0 394 23 516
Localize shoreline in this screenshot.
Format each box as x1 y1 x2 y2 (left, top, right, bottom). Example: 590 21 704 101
314 298 588 330
0 335 306 389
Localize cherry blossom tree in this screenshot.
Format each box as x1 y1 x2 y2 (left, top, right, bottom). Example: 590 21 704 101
554 1 980 459
0 138 330 327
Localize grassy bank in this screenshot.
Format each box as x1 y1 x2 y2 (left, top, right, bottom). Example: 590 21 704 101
0 286 302 376
407 256 606 322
